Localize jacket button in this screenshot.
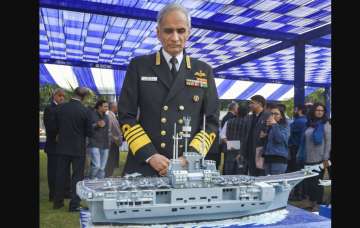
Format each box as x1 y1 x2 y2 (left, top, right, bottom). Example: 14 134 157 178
179 105 184 111
161 130 166 136
163 106 168 111
160 143 166 148
178 119 184 124
193 95 200 102
161 118 167 123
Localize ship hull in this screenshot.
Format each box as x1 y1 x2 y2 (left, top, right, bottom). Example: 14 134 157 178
89 186 292 224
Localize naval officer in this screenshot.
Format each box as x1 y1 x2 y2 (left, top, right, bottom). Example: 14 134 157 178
118 3 219 177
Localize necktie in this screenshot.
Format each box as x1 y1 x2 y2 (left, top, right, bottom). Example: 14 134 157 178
170 57 178 81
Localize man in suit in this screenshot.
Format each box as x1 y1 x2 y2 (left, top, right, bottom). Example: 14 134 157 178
221 102 238 128
43 88 71 201
240 95 271 176
219 101 238 172
52 87 93 212
105 102 122 177
118 3 219 177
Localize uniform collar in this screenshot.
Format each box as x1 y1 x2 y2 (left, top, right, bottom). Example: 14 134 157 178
162 48 183 71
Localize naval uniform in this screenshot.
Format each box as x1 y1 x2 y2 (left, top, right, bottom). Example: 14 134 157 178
118 49 219 176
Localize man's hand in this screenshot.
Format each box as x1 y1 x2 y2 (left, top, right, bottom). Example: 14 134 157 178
148 154 170 176
266 116 277 126
323 160 329 169
97 120 105 127
259 130 267 138
178 156 188 167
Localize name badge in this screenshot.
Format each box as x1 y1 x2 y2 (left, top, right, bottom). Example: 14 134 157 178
141 76 158 82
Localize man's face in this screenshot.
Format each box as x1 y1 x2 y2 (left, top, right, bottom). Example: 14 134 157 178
53 92 65 104
99 103 109 114
111 103 118 113
234 104 239 115
249 100 261 112
157 10 190 56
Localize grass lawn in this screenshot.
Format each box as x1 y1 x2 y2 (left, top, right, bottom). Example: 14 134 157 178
39 150 127 228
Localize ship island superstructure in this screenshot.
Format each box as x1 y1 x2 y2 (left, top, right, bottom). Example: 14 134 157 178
77 116 317 224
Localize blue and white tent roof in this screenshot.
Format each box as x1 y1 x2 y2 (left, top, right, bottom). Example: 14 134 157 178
40 63 320 101
39 0 331 99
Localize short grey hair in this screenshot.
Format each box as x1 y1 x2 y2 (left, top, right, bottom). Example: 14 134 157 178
52 88 65 97
157 3 191 29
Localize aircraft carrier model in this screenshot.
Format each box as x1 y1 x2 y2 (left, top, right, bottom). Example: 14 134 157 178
77 116 317 225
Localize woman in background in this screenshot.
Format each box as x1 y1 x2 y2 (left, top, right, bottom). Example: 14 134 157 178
262 104 290 175
299 102 331 211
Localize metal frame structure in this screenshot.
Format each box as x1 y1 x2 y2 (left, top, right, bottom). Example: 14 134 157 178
39 0 331 109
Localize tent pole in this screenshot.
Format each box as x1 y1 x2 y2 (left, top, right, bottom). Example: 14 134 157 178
294 42 305 108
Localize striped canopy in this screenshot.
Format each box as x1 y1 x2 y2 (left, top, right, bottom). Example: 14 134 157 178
39 0 331 100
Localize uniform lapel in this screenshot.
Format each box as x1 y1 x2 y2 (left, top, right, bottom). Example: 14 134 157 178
164 54 190 103
151 51 171 90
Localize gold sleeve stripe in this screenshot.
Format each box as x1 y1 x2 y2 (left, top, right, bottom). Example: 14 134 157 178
124 124 141 138
198 131 212 145
122 124 152 155
127 131 146 145
121 124 131 134
209 132 216 143
189 139 208 156
124 127 143 142
199 130 211 139
194 135 211 148
129 134 151 155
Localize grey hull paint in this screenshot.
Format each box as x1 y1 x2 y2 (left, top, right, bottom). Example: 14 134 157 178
77 152 317 225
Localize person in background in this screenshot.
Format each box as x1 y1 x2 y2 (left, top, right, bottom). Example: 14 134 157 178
218 101 238 172
88 100 111 179
240 95 271 176
221 102 238 128
298 102 331 211
221 104 249 175
262 104 290 175
53 87 93 212
256 102 276 175
105 102 122 177
287 105 307 200
43 88 71 202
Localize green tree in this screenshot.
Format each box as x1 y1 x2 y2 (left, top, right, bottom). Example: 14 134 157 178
39 84 98 111
280 88 326 118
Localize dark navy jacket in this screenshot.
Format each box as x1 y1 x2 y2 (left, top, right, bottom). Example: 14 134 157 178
288 116 307 147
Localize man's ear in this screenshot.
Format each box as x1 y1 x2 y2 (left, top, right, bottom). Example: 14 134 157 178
156 26 160 40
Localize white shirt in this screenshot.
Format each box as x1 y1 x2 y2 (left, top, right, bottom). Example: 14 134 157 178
220 121 228 140
162 49 183 72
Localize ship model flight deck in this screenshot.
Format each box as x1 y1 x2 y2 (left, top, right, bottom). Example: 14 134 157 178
77 116 317 225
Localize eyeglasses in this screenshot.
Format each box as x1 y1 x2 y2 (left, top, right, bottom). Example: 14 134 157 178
271 112 280 116
315 109 324 112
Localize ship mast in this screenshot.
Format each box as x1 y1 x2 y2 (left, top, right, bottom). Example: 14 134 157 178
173 123 177 159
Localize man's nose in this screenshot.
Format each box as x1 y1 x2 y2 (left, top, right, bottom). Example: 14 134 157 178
170 31 180 41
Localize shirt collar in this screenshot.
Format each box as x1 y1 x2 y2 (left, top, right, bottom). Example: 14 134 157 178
53 100 58 105
162 48 183 70
71 98 81 102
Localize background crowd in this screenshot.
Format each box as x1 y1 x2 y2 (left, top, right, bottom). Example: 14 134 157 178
42 87 331 213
